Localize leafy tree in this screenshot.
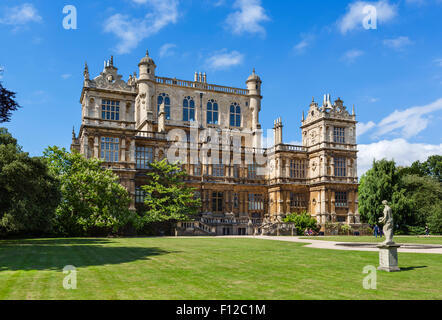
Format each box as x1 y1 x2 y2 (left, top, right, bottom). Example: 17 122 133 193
0 81 21 123
283 211 318 235
140 159 201 225
359 159 413 230
427 202 442 234
401 174 442 227
44 146 133 236
400 155 442 182
0 128 60 236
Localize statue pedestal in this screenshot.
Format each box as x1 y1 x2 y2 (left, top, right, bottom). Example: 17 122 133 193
377 243 401 272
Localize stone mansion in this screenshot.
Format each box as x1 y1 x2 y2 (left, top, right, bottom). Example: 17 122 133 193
71 50 361 236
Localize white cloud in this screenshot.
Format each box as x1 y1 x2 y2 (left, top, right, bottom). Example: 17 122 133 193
383 36 413 50
357 98 442 139
434 58 442 67
159 43 177 58
376 98 442 139
293 34 315 54
206 50 244 70
0 3 42 26
61 74 72 80
338 1 397 34
104 0 179 54
357 121 376 137
358 139 442 176
342 49 364 63
226 0 270 36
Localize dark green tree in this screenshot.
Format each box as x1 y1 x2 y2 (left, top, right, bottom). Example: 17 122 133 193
140 160 201 225
400 155 442 182
427 202 442 234
359 159 413 229
401 174 442 227
0 128 60 236
44 146 133 236
0 79 21 123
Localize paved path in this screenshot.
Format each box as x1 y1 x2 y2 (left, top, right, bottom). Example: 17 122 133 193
215 236 442 254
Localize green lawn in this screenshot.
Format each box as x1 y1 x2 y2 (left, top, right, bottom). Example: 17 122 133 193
299 236 442 245
0 237 441 300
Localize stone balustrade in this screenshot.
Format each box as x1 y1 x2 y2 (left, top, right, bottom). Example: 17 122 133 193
155 76 249 96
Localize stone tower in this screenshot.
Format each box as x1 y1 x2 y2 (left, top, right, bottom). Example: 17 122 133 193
136 50 157 131
301 94 360 226
246 69 263 148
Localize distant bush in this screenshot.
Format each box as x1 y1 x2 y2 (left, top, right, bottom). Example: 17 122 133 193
284 211 319 235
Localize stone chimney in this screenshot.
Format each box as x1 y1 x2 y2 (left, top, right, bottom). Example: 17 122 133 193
273 118 283 146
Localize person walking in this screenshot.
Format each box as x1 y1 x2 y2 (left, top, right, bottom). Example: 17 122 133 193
374 225 379 238
425 226 430 237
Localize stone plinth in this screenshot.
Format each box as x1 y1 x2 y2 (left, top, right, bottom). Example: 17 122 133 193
377 243 401 272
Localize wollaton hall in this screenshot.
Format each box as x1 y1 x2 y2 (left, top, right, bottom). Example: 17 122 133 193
71 50 361 236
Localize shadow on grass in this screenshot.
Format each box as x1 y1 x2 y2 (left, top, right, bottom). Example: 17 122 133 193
0 238 114 246
0 239 173 271
399 266 428 272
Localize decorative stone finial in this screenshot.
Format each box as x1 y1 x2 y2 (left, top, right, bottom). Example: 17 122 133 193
84 62 89 80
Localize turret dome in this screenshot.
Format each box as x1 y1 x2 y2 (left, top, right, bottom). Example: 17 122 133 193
138 50 155 66
246 68 261 83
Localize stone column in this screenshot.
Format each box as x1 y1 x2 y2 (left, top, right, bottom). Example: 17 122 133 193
82 133 89 158
94 136 99 159
243 192 249 215
121 138 126 162
130 140 135 162
120 101 126 122
285 160 290 178
320 189 327 217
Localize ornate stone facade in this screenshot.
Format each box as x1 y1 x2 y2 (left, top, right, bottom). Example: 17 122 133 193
71 51 361 236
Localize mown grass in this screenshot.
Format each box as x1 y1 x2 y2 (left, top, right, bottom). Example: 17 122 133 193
0 237 441 300
299 236 442 245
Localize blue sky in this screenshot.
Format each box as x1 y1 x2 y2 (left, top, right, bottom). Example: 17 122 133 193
0 0 441 174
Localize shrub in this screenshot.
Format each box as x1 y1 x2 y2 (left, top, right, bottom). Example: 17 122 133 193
284 211 318 235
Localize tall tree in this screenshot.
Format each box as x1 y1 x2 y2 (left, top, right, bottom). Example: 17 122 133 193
44 146 133 236
400 155 442 182
0 81 21 123
0 128 60 236
140 160 201 225
359 159 413 229
401 174 442 227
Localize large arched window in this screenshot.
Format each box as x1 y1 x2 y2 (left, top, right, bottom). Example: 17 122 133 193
183 96 195 122
230 103 241 127
157 93 171 120
207 100 219 125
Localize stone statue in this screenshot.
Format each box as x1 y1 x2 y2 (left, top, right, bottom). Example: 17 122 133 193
379 200 395 246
